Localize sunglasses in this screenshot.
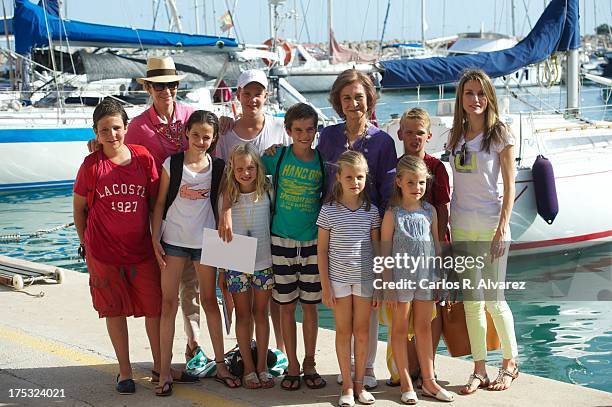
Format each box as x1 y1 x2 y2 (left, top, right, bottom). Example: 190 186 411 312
150 81 179 91
457 143 467 166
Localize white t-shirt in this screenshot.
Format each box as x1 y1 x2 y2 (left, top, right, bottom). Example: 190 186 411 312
215 114 290 161
448 130 515 230
229 191 273 271
161 154 216 248
316 202 381 284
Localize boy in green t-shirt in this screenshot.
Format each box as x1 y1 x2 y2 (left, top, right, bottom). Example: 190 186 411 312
261 103 326 391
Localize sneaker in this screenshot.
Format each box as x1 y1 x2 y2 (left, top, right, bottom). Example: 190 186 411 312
115 375 135 395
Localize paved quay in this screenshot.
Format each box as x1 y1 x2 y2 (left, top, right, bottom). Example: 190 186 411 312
1 267 611 407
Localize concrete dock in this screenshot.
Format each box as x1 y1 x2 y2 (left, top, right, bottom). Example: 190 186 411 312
0 267 610 407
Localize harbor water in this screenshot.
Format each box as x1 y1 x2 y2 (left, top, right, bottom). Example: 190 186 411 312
1 86 611 394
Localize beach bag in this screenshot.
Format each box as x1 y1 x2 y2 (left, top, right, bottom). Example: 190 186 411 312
185 348 217 378
226 342 288 377
442 301 501 357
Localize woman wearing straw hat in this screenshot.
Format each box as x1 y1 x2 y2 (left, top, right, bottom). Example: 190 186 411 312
126 56 208 385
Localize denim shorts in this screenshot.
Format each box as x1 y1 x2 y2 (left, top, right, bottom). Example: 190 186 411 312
161 242 202 262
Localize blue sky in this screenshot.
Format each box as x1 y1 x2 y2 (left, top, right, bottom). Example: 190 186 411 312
26 0 612 43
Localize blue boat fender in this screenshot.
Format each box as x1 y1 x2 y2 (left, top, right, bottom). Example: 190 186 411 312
531 155 559 224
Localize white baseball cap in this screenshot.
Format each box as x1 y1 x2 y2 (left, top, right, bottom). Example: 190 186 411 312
237 69 268 90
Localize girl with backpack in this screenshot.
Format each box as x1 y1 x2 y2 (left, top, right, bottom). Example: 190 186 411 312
151 110 238 396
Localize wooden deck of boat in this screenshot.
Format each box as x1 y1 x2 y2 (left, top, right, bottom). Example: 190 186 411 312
0 263 610 406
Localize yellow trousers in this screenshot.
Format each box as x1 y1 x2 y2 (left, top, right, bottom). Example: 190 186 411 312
452 227 518 361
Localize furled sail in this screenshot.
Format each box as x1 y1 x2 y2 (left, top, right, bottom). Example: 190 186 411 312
14 0 239 55
378 0 579 88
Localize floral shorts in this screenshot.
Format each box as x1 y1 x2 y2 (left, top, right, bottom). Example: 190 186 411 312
225 268 274 293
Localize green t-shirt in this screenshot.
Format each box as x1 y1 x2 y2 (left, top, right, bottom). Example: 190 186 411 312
262 146 324 241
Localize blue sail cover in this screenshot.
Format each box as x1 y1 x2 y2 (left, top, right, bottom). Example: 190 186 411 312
380 0 580 88
0 18 12 35
14 0 238 55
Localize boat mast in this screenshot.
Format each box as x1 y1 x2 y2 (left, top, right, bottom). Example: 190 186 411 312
567 48 579 114
194 0 199 34
165 0 183 32
511 0 516 36
1 0 14 90
421 0 425 45
328 0 332 58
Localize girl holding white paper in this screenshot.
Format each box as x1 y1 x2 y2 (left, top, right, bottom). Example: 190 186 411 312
218 143 275 389
151 111 240 395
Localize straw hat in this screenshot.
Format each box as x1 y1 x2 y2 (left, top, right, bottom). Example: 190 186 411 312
137 56 186 84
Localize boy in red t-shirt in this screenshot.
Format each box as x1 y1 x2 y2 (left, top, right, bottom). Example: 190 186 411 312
73 99 161 395
385 107 451 387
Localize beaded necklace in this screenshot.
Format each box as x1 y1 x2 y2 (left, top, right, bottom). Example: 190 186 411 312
147 106 185 154
343 121 372 154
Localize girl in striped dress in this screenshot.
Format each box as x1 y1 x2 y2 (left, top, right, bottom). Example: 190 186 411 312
317 151 380 406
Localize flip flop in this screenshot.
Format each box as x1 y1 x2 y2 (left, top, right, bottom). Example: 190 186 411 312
215 373 241 388
152 369 199 384
303 372 326 389
155 381 173 397
280 375 301 391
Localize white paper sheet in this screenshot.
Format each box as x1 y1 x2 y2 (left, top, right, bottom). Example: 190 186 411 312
200 228 257 274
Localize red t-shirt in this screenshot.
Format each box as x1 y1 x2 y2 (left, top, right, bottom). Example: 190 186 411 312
423 153 451 207
74 144 159 265
423 153 451 243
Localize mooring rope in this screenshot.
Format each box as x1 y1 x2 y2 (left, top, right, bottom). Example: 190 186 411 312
0 222 75 243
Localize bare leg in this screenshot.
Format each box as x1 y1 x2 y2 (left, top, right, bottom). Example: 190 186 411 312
197 264 233 381
302 303 324 388
280 301 300 389
106 317 132 380
413 300 444 395
352 296 372 395
233 289 259 388
391 302 413 393
158 256 186 385
253 289 272 374
270 301 285 353
333 296 354 395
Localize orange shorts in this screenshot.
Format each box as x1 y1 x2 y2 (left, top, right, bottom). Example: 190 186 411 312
86 254 161 318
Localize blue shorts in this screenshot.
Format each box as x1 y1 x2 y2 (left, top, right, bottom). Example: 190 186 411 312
161 242 202 262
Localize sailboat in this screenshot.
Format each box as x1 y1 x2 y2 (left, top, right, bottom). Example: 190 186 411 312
378 0 612 255
265 0 375 93
0 0 242 191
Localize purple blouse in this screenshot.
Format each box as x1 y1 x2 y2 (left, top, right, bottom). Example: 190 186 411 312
317 123 397 216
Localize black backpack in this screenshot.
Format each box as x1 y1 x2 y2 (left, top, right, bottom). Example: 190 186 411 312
162 152 225 223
